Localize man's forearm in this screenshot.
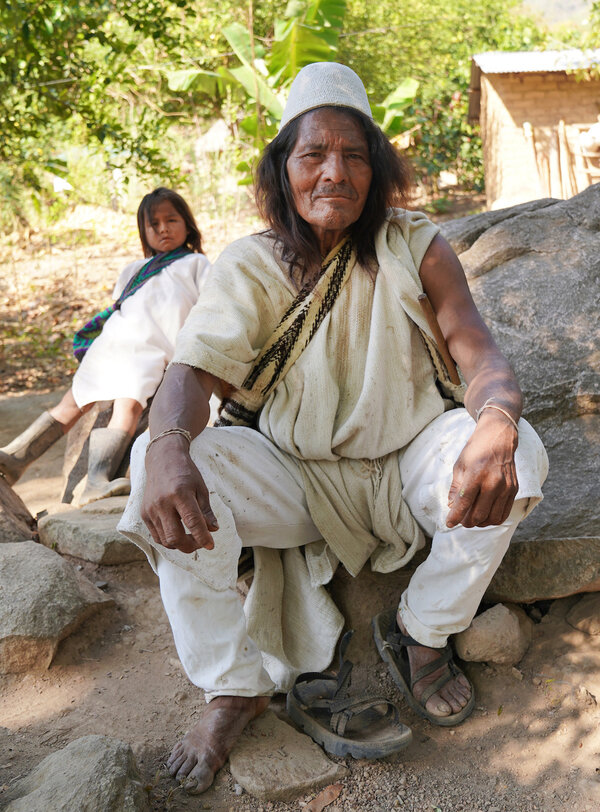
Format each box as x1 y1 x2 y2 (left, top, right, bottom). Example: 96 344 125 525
148 363 215 441
462 356 523 426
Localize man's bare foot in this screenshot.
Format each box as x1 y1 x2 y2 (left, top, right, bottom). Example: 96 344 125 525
167 694 270 794
397 614 471 718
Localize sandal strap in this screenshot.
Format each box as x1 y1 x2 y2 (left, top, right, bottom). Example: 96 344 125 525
330 695 400 737
418 669 456 705
409 645 452 687
291 631 356 710
383 619 457 693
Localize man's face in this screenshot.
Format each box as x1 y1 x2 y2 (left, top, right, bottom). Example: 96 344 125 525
286 108 373 253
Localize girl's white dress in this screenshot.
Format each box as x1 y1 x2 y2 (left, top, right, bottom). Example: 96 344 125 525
72 252 210 409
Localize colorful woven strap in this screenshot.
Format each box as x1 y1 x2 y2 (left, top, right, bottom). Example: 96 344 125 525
215 237 355 428
72 247 191 361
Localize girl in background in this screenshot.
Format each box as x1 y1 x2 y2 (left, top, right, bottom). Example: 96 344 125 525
0 187 210 504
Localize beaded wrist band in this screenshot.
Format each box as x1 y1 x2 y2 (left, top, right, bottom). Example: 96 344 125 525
146 427 192 454
475 398 519 432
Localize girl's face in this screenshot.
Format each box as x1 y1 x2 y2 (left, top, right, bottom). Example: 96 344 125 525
144 200 188 254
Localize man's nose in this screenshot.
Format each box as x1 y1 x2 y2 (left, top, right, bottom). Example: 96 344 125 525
321 152 347 183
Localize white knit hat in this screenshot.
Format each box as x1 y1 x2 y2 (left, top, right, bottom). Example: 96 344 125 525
279 62 372 131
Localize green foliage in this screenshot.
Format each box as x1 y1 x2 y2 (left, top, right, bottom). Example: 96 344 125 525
162 0 423 181
1 0 556 228
372 79 420 136
338 0 548 189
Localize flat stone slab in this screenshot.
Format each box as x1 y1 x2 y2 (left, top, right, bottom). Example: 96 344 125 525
38 501 145 564
3 734 149 811
229 710 347 801
0 541 113 673
81 495 131 514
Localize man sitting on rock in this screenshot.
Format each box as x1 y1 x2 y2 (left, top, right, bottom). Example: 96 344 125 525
118 62 548 793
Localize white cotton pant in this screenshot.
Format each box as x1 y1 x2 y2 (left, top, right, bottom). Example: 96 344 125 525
156 410 548 699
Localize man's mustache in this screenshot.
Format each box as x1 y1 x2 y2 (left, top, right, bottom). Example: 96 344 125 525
314 184 357 199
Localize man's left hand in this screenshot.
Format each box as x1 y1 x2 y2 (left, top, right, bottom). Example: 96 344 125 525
446 410 519 528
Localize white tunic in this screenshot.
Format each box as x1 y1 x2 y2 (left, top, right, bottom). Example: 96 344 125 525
72 253 210 409
171 210 447 574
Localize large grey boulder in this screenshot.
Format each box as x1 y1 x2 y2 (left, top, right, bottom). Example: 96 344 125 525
38 497 145 564
3 735 149 811
440 184 600 602
0 541 113 673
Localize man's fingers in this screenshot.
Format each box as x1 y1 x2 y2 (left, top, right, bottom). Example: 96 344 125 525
446 476 478 527
143 496 215 552
142 510 165 548
180 510 215 550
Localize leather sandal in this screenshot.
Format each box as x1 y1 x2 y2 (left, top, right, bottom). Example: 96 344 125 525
372 607 475 727
286 631 412 758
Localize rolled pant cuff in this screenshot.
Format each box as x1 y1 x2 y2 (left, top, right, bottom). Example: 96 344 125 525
204 688 276 703
398 594 461 649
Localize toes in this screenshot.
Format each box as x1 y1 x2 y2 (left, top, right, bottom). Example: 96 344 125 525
454 674 471 696
426 696 453 717
183 760 216 795
175 754 196 783
167 742 186 773
442 681 471 713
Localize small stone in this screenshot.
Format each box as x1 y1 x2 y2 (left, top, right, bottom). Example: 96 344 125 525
566 594 600 635
95 580 109 590
454 603 533 664
512 667 524 681
234 784 243 795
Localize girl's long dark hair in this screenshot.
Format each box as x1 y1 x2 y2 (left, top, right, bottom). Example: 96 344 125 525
255 107 413 276
137 187 203 257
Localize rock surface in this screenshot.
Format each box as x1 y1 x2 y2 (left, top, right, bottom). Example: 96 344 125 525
566 593 600 635
441 185 600 601
3 734 148 811
486 537 600 603
229 710 347 801
38 497 145 564
454 603 533 665
0 476 36 543
0 541 113 673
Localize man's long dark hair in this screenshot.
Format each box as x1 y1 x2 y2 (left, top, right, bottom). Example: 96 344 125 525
255 106 412 276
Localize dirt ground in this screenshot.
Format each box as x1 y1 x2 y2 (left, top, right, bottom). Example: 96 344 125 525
1 201 600 812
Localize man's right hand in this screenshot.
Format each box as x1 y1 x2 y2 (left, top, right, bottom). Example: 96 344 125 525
141 434 219 554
